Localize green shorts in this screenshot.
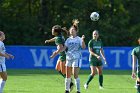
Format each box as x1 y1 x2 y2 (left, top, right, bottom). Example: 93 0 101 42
89 60 102 66
58 55 66 62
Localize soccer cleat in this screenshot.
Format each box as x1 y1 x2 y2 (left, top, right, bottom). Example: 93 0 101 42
84 83 88 89
99 86 104 89
65 90 69 93
77 91 80 93
70 82 74 92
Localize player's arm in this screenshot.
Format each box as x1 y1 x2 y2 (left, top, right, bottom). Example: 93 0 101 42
81 35 86 49
50 44 65 58
132 54 137 79
0 52 9 59
5 52 14 59
89 47 101 60
45 37 55 43
0 52 14 59
100 48 107 64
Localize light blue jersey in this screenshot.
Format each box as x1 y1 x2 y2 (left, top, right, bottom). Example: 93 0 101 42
0 41 5 64
65 36 82 60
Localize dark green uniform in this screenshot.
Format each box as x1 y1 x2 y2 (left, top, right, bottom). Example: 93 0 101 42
131 46 140 78
55 36 66 62
88 39 103 66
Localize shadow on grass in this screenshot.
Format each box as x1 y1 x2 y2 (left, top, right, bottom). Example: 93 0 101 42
7 69 131 76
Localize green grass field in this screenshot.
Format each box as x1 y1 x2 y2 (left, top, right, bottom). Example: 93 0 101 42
3 69 136 93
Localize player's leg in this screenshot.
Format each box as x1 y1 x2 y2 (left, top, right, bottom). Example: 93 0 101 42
56 60 65 78
137 70 140 93
72 59 81 93
65 60 72 93
0 64 7 93
84 66 96 89
60 61 66 75
96 66 103 89
137 78 140 93
73 67 80 93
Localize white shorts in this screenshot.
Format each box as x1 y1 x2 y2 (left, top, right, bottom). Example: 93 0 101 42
0 63 6 72
66 59 82 68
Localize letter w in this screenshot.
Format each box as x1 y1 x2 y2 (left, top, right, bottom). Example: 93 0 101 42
30 49 53 67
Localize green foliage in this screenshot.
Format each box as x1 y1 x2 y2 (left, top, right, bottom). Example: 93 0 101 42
0 0 140 46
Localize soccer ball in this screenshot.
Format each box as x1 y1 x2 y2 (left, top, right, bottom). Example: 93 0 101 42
90 12 99 21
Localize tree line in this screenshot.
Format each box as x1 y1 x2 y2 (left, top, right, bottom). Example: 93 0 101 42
0 0 140 46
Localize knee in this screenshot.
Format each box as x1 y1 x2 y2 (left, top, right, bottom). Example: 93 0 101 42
98 70 103 75
91 73 96 76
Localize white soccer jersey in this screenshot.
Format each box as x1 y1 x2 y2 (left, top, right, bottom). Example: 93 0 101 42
65 36 82 60
0 41 6 64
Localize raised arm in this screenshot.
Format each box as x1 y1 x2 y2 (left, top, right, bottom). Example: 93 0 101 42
81 35 86 49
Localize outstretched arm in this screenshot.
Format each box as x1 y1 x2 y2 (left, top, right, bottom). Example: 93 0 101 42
50 45 66 58
0 52 14 59
45 37 55 43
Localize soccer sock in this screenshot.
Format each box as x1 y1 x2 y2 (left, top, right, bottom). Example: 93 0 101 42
99 75 103 86
137 81 140 93
75 78 80 92
86 74 94 85
65 78 71 91
0 80 6 93
58 71 66 78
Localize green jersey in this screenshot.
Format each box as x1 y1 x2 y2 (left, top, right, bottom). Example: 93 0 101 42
88 39 103 66
55 36 66 62
131 46 140 65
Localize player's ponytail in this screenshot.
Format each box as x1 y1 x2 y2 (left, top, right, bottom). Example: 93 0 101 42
62 27 68 37
71 19 79 32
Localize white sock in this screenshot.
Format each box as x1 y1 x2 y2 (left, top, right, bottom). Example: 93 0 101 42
65 78 71 91
75 78 80 92
0 80 6 93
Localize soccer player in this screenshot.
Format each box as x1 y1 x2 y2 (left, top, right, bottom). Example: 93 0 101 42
131 37 140 93
0 31 14 93
64 19 86 93
84 30 107 90
51 19 86 93
45 25 74 90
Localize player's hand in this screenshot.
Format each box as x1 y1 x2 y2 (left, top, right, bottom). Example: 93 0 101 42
81 35 85 41
50 51 57 58
104 60 107 65
132 72 136 79
9 54 14 60
97 56 101 60
103 58 107 64
45 40 50 43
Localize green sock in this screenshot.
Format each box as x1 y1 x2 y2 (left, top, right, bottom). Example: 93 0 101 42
58 71 66 78
137 81 140 93
99 75 103 86
86 75 93 85
138 86 140 93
